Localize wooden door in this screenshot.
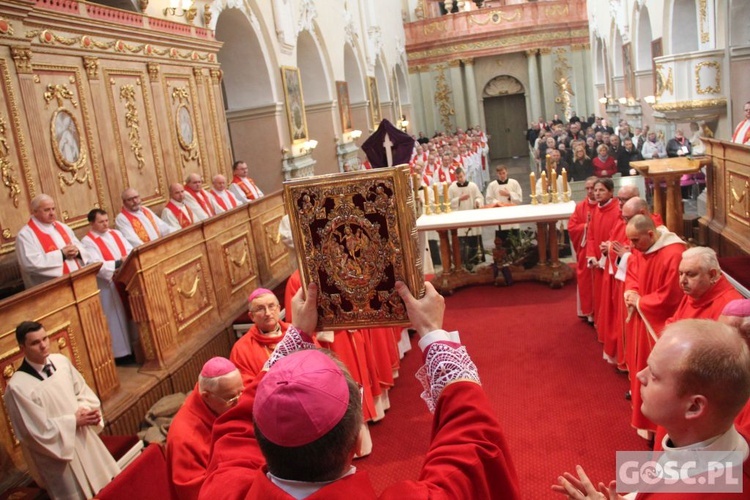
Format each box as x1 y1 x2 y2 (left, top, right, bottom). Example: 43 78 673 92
484 94 528 160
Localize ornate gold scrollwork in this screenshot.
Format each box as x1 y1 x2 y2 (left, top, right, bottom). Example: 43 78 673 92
83 56 99 80
10 46 32 74
695 61 721 95
468 9 520 26
433 67 455 132
3 364 14 379
178 275 200 299
553 48 574 118
171 86 200 166
0 17 14 36
57 337 67 349
0 113 21 208
147 62 159 82
699 0 709 44
44 84 92 193
119 85 146 171
2 229 11 239
655 64 674 98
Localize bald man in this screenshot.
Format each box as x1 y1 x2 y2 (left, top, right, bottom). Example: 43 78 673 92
208 174 240 214
161 182 195 230
624 214 686 438
16 194 90 288
183 173 214 221
116 187 173 247
166 357 243 500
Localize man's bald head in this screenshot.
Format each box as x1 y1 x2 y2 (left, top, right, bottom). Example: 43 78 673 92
622 197 650 222
626 214 657 252
617 185 640 208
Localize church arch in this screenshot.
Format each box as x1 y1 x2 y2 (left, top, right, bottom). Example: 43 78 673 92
670 0 699 54
482 75 528 159
594 37 606 86
635 5 654 71
297 30 332 105
730 0 750 47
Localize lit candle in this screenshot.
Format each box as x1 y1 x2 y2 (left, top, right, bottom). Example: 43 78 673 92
541 170 548 193
433 183 439 205
561 168 569 193
551 169 557 194
443 181 449 204
530 171 536 196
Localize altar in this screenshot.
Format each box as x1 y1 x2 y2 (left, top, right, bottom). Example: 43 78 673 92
416 202 576 293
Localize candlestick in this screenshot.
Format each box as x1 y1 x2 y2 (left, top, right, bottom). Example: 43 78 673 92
551 169 557 194
561 168 569 193
433 183 439 207
442 181 451 213
541 170 548 194
530 171 536 196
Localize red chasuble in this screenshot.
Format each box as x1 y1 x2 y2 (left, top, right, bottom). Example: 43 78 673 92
665 277 742 327
230 321 289 387
625 233 685 432
185 185 214 217
202 377 521 500
166 385 216 500
599 220 629 364
164 202 194 228
568 198 597 317
585 199 621 339
120 208 160 242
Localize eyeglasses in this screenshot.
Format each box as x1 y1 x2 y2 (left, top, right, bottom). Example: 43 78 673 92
250 303 280 315
211 391 241 407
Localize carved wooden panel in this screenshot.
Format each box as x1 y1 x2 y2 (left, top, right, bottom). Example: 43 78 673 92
103 68 166 206
249 193 293 287
727 169 749 227
165 255 213 333
162 72 207 179
0 55 35 254
222 233 256 292
30 62 105 227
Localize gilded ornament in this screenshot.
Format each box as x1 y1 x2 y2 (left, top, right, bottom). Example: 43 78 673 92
147 62 160 81
10 46 32 74
119 85 146 172
694 61 721 95
0 113 21 208
545 4 569 17
83 56 99 80
0 17 14 36
652 98 726 112
655 64 674 97
468 9 520 26
553 49 574 118
2 229 11 239
434 67 455 131
209 69 222 84
699 0 709 44
3 364 14 379
57 337 67 349
171 86 200 166
203 4 212 27
193 67 204 84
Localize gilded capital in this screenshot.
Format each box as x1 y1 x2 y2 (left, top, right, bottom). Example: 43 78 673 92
460 58 474 66
538 47 552 55
11 46 32 74
525 49 538 57
209 68 222 84
193 67 204 84
447 59 461 68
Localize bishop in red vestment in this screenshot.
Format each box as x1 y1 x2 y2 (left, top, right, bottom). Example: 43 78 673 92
230 288 289 386
201 282 520 500
624 215 685 435
167 357 243 500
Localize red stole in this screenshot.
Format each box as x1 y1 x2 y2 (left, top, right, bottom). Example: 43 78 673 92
27 218 74 275
87 231 127 261
232 176 259 201
184 185 214 216
164 202 194 228
210 190 237 212
121 208 159 243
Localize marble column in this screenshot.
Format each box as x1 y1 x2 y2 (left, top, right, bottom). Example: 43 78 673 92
409 67 427 134
538 48 554 119
526 49 542 120
418 66 438 134
462 58 479 126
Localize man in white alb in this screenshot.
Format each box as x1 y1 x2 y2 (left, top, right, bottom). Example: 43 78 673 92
161 183 195 230
183 173 215 221
209 174 241 214
732 100 750 145
81 208 134 361
115 187 173 247
448 167 484 270
228 160 264 203
4 321 120 499
16 194 90 288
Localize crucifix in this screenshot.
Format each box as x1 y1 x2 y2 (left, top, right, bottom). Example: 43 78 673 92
383 132 393 167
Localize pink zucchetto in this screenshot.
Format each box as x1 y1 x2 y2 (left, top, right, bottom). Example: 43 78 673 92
253 350 350 448
722 299 750 318
248 288 274 304
200 357 237 378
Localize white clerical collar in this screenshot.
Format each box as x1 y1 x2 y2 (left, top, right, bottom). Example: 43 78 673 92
660 426 749 480
268 466 356 500
31 216 54 229
92 229 109 237
170 200 185 207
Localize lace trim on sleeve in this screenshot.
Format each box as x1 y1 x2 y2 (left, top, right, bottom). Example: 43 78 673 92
264 326 317 370
414 343 480 413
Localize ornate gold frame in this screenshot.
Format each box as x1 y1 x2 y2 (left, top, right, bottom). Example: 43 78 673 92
336 81 353 133
283 166 424 329
280 66 308 144
367 76 381 130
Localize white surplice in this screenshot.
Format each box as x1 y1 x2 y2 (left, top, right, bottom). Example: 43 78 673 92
3 354 119 499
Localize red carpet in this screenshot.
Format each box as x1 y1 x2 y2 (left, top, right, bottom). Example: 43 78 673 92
358 281 650 498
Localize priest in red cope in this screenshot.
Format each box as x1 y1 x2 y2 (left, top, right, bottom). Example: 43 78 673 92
208 174 240 214
567 176 598 321
167 357 243 500
624 214 686 438
16 194 91 288
230 288 289 386
82 208 134 361
200 282 521 500
161 182 195 230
